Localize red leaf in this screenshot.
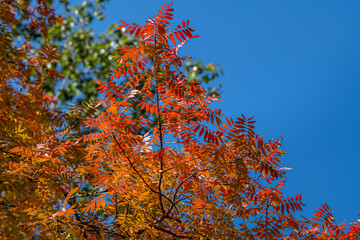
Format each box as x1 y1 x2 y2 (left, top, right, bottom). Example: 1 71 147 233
290 202 295 212
193 124 201 132
216 125 226 132
124 26 132 34
199 127 205 137
170 34 175 44
127 67 133 77
204 130 209 140
174 31 181 41
160 19 170 25
115 23 128 31
226 117 232 127
132 66 138 76
135 27 141 37
129 26 137 35
179 30 186 40
184 29 192 38
163 15 173 20
286 203 290 214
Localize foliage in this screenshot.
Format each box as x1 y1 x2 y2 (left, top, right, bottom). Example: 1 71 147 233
0 0 67 238
50 3 360 239
1 1 359 239
13 0 222 105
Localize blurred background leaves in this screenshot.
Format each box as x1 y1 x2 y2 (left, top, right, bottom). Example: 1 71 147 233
14 0 222 106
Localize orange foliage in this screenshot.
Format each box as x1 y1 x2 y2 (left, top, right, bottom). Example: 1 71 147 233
1 2 359 239
0 0 75 238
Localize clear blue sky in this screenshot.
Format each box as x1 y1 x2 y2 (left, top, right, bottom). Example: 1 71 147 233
89 0 360 223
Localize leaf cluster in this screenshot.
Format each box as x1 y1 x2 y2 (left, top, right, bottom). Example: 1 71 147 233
1 1 359 239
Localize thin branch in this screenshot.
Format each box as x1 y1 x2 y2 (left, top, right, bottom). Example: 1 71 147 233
161 157 201 174
56 218 127 239
173 168 211 203
111 133 157 194
153 225 192 239
59 187 88 239
154 22 166 215
0 147 20 163
115 193 118 220
156 168 210 226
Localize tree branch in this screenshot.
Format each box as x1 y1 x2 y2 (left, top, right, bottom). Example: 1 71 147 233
154 23 166 215
111 133 157 195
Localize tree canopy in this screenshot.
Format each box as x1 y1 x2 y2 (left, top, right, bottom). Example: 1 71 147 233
12 0 222 105
0 1 359 239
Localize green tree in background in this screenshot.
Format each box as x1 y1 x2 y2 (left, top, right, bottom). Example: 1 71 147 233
15 0 222 105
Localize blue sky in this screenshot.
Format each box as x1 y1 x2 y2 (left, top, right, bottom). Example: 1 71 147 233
89 0 360 223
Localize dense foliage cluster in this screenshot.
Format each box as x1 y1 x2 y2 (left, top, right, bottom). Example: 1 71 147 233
0 1 359 239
